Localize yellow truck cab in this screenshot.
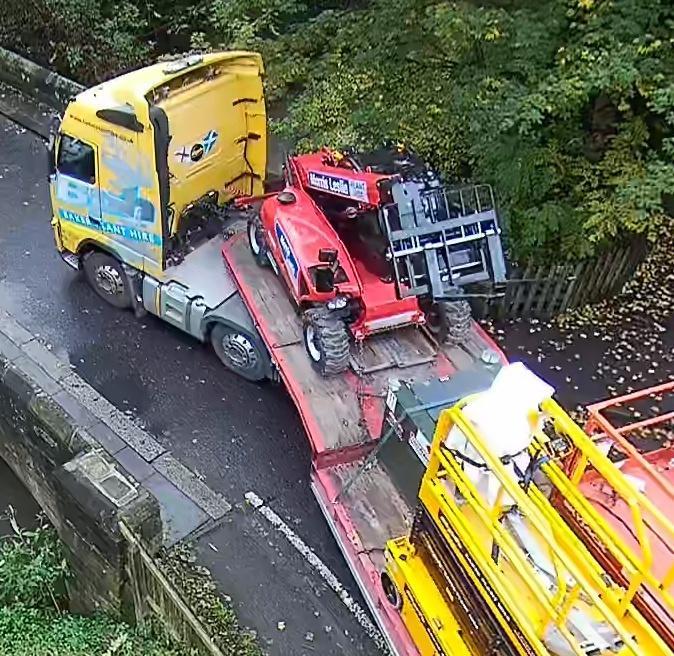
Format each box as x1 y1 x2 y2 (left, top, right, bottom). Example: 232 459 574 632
47 52 272 380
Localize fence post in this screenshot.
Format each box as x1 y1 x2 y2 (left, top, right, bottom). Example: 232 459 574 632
119 522 227 656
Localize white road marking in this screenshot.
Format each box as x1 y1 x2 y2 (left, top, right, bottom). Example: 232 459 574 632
244 490 388 652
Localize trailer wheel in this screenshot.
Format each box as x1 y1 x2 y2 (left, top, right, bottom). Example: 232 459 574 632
302 309 350 376
423 299 472 344
247 215 270 267
210 323 268 382
380 571 402 610
83 251 132 309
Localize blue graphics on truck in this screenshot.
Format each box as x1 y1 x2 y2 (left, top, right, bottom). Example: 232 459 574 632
175 130 219 164
275 222 299 285
59 209 161 246
307 171 369 203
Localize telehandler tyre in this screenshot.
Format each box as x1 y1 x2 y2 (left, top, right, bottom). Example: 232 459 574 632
423 299 472 344
247 215 270 267
302 308 350 376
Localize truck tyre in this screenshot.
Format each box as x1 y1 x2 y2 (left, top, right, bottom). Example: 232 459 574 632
83 251 132 309
423 300 472 344
210 323 268 382
247 215 269 267
302 308 350 376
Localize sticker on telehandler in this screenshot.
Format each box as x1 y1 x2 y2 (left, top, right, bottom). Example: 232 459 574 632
275 222 300 289
307 171 369 203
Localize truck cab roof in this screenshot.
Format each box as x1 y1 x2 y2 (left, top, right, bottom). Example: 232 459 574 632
71 51 264 116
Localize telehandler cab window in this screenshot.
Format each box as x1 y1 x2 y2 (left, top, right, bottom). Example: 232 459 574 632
57 135 96 184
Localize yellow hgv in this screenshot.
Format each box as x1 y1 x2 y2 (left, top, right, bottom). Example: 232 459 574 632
48 52 272 380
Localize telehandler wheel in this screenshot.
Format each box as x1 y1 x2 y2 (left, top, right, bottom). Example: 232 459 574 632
423 299 472 344
302 308 350 377
247 215 270 267
83 251 132 309
210 323 268 382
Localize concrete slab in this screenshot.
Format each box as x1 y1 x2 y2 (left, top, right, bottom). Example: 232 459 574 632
21 340 72 380
144 472 209 546
51 389 98 430
0 83 50 137
0 331 23 362
0 310 34 345
154 453 231 520
115 446 154 483
10 355 60 395
83 421 125 456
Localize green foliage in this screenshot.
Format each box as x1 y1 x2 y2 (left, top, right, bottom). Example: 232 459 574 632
2 0 673 262
261 0 674 262
0 518 261 656
0 521 195 655
0 606 188 656
0 0 150 84
0 518 68 609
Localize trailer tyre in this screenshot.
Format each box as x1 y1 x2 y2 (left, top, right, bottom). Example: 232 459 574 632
210 323 268 382
247 215 270 267
380 571 402 610
303 309 350 376
83 251 132 309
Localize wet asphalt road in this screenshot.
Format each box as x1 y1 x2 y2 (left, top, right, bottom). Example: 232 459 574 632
0 116 376 653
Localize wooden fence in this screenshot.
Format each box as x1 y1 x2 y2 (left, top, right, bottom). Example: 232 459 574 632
121 522 224 656
480 241 646 320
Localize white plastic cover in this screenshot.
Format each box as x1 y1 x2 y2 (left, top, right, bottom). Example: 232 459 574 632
445 362 555 506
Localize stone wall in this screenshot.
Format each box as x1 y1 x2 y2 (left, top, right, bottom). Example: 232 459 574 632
0 46 84 112
0 313 161 615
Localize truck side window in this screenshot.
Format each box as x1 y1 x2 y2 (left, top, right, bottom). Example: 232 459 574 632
57 135 96 184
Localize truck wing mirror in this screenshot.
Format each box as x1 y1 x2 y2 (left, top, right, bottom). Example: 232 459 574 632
318 248 338 264
46 115 61 177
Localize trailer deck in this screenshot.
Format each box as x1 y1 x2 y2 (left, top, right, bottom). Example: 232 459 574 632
222 232 507 655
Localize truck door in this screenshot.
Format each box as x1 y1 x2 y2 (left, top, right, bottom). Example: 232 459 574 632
53 133 102 250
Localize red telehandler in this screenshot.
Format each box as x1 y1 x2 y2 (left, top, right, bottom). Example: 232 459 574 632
245 146 507 375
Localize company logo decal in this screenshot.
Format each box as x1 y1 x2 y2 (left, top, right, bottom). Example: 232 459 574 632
275 222 300 287
59 209 161 246
307 171 369 203
174 129 219 164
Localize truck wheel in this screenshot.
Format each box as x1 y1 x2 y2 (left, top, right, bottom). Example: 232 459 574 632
83 251 132 309
423 300 472 344
247 215 269 267
210 323 268 382
302 309 350 376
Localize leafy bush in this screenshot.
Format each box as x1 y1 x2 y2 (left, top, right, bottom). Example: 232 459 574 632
0 516 68 609
0 0 150 84
0 606 189 656
2 0 672 263
0 517 192 655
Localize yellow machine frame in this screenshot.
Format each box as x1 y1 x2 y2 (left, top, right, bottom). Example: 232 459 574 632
385 393 674 656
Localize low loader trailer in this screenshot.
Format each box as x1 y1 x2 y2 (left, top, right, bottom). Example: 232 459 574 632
223 230 507 654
